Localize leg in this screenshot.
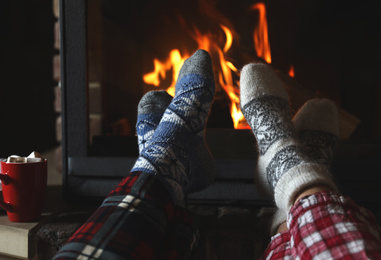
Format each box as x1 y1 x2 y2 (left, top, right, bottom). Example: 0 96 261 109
240 62 337 212
54 49 216 259
271 98 340 235
289 191 381 259
132 49 216 204
263 189 381 260
240 63 381 259
137 90 199 260
54 172 178 259
262 98 340 259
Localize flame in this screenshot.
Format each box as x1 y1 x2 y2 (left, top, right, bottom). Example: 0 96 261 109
288 65 295 77
220 24 233 53
142 2 273 129
250 3 271 64
191 27 212 53
217 25 247 129
143 49 188 96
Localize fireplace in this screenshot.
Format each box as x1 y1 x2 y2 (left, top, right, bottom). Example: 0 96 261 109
60 0 381 207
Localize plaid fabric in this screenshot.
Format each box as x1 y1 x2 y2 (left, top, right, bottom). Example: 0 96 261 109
263 232 292 259
263 191 381 260
53 171 196 260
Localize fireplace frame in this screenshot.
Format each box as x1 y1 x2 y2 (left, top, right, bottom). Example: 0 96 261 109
59 0 271 206
60 0 381 208
60 0 128 202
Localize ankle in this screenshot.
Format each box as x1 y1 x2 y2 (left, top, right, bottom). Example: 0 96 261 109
276 222 288 234
293 185 334 205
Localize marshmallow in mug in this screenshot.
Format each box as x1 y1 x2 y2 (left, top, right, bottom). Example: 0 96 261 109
1 152 45 191
6 151 44 163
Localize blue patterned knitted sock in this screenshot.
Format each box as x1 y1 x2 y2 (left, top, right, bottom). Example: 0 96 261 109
131 49 216 205
136 90 172 153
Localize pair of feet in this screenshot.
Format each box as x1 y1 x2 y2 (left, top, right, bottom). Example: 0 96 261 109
132 49 216 205
132 50 339 222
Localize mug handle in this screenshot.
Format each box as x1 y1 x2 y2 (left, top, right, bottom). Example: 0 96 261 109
0 173 12 212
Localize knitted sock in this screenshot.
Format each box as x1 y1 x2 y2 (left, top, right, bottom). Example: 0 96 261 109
240 63 337 212
293 98 340 166
131 49 216 205
136 90 172 153
269 98 340 235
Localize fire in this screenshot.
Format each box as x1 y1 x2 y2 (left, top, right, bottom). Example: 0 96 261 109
250 3 271 64
142 2 273 129
217 25 247 129
143 49 189 96
220 24 233 53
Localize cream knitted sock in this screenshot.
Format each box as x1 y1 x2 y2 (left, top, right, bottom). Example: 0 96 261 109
269 98 340 235
240 63 338 212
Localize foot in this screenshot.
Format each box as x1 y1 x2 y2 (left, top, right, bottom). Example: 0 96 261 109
270 98 340 235
240 63 337 212
293 98 340 165
131 49 216 205
136 90 172 153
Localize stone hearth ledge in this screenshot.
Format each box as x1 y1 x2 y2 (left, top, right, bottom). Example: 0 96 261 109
0 216 40 259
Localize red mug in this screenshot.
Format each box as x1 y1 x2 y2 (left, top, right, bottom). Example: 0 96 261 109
0 160 47 222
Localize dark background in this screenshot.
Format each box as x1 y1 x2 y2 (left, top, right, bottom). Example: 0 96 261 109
0 0 380 158
265 0 381 138
0 0 57 158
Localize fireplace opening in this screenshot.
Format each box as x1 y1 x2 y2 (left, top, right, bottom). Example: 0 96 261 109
85 0 380 158
87 0 271 139
61 0 381 204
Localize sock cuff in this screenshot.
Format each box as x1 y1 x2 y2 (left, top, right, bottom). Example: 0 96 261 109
131 158 186 206
274 163 338 212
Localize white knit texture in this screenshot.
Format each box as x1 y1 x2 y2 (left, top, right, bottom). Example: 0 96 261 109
256 137 297 198
274 163 338 212
240 63 288 107
293 98 339 135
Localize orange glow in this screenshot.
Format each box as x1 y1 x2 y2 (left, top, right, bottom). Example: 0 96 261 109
143 49 188 96
191 27 211 53
142 2 273 129
250 3 271 64
288 65 295 77
215 27 247 129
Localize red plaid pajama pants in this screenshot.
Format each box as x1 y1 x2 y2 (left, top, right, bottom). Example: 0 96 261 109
54 171 381 259
263 191 381 259
54 171 197 260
